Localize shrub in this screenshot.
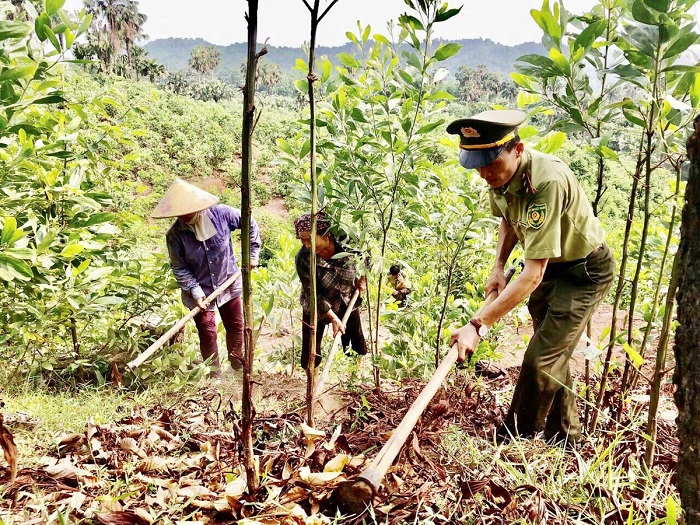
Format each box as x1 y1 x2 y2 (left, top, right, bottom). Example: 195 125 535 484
254 209 294 266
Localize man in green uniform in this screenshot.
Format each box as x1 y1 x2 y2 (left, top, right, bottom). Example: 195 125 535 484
447 109 615 445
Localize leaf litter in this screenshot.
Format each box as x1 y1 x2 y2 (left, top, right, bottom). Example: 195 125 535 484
0 369 679 524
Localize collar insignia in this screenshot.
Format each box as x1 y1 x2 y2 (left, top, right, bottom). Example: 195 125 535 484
460 127 480 138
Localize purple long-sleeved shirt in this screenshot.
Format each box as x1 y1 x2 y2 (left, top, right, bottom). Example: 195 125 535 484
166 204 261 310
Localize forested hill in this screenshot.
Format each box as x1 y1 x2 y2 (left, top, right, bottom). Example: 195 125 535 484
144 37 544 76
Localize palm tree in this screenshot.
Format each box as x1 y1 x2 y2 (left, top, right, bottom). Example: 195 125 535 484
121 0 147 70
84 0 122 72
83 0 147 75
258 61 281 92
188 45 221 80
238 60 281 92
139 58 165 83
72 35 112 74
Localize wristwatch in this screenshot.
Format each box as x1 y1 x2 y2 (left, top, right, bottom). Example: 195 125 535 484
469 318 488 338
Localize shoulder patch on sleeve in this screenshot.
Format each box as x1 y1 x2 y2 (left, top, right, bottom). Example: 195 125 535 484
527 203 547 229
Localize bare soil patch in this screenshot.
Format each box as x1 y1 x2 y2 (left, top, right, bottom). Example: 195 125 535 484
198 174 228 193
496 304 645 373
261 196 288 219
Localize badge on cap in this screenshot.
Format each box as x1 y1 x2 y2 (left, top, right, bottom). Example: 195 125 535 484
461 127 480 138
446 110 527 170
527 203 547 229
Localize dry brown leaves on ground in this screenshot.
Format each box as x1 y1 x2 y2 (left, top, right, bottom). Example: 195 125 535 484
0 388 374 524
0 369 679 525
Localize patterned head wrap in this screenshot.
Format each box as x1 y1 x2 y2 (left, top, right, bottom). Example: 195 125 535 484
294 211 332 239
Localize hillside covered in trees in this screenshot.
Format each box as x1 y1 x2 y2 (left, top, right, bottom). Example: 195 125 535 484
144 36 545 77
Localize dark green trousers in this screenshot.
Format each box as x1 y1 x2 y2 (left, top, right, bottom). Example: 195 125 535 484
500 244 615 442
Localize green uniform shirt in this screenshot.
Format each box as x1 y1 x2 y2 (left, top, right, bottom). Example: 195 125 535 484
488 149 606 262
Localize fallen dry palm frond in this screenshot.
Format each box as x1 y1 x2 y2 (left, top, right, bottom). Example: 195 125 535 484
0 371 680 524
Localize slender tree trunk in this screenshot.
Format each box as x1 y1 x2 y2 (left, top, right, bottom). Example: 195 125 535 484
301 0 340 426
304 0 320 427
644 248 679 469
618 132 654 406
590 136 645 432
618 49 663 412
435 225 471 367
632 160 683 394
583 345 591 428
371 229 389 387
435 263 455 368
69 316 80 354
240 0 260 495
674 124 700 525
584 159 605 428
364 282 374 371
584 37 609 428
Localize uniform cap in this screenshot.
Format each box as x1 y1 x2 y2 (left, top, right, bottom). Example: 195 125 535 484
446 109 526 169
151 178 219 218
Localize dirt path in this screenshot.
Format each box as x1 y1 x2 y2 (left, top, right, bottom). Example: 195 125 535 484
261 196 288 218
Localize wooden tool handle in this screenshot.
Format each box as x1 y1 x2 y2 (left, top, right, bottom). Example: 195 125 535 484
314 288 361 398
126 270 242 371
358 265 518 488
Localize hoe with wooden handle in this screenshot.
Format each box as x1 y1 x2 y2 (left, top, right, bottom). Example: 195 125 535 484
126 270 242 371
334 267 517 514
314 289 361 399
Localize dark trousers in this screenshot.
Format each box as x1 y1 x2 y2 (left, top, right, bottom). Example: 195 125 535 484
301 303 367 369
193 296 244 373
500 244 615 442
391 289 410 304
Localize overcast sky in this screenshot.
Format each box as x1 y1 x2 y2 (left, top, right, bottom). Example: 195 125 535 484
61 0 603 48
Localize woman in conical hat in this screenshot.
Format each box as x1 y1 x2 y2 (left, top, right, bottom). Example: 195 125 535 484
152 178 262 377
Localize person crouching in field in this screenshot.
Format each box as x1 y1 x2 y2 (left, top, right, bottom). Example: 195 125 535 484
387 264 411 307
152 178 261 377
447 110 615 446
294 212 367 369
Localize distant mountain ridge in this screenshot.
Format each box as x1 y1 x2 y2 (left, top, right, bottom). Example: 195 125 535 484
144 37 545 77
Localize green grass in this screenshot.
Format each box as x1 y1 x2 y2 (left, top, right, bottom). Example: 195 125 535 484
439 424 679 524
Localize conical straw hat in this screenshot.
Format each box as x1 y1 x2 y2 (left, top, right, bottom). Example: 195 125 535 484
151 178 220 218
